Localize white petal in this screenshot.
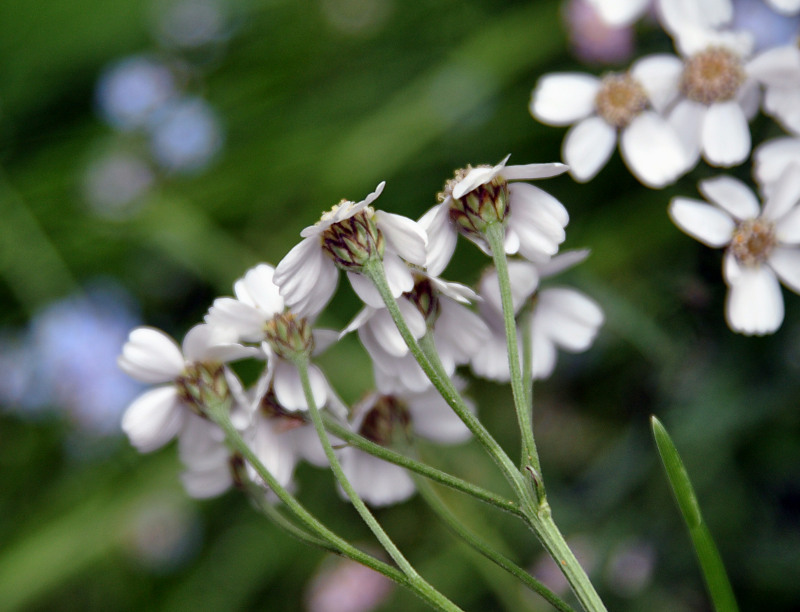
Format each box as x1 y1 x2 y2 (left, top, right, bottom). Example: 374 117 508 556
746 45 800 88
588 0 650 25
340 306 376 337
311 328 339 355
763 162 800 221
419 203 457 277
698 175 761 221
348 272 385 308
479 260 539 316
501 163 569 181
377 212 428 266
182 323 257 364
121 386 184 452
630 54 684 113
407 388 473 444
470 327 511 382
339 449 416 507
620 112 688 188
667 100 704 170
563 116 617 183
205 297 265 342
534 288 604 352
365 299 425 357
452 156 509 199
736 78 760 120
668 198 735 247
273 360 327 411
241 264 283 315
383 251 415 297
250 418 300 488
508 183 569 262
766 0 800 14
118 327 184 383
530 323 558 380
702 101 751 167
763 86 800 135
776 205 800 244
725 263 784 335
275 238 338 316
537 249 590 278
529 73 601 126
179 414 228 468
434 298 490 363
768 247 800 294
181 464 232 499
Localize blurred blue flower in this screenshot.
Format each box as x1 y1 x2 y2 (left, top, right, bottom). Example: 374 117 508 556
96 56 177 131
733 0 800 50
149 96 224 173
1 283 144 436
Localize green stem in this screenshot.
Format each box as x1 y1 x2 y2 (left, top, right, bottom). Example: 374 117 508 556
202 398 407 587
323 412 522 517
484 222 540 477
294 359 463 612
417 479 576 612
363 259 529 502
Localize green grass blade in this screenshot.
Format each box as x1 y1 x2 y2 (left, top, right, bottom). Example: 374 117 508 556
651 416 739 612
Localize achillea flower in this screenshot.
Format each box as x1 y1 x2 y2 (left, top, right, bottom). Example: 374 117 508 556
274 183 427 316
338 386 473 507
471 251 604 381
205 263 336 411
530 64 690 187
420 155 569 276
118 324 256 452
669 167 800 334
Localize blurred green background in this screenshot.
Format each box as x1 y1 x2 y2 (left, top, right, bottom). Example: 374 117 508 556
1 0 799 610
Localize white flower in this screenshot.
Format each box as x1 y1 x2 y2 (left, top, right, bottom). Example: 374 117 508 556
205 263 336 412
669 167 800 334
118 323 256 452
586 0 733 29
746 43 800 134
471 251 604 381
338 386 473 507
273 182 427 316
420 155 569 276
530 64 689 187
342 273 489 393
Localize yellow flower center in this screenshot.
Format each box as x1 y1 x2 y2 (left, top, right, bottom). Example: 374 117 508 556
681 48 745 105
595 73 648 129
729 218 776 267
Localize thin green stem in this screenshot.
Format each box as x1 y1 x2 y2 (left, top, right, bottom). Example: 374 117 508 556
417 479 576 612
484 222 540 477
295 359 463 612
202 398 407 588
323 412 522 518
363 259 528 502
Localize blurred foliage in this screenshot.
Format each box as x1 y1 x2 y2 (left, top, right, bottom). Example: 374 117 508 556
1 0 799 611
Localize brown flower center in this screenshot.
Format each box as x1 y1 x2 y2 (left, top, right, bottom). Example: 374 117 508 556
681 48 745 105
729 218 776 267
595 73 648 129
359 395 410 446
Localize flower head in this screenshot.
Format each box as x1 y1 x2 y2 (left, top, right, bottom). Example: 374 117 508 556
669 166 800 334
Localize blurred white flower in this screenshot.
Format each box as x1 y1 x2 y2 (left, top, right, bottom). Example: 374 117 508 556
96 56 177 130
669 167 800 334
565 0 635 65
531 66 689 187
754 135 800 197
149 97 224 173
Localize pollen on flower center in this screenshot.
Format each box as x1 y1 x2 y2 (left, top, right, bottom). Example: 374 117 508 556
729 218 776 266
359 395 410 446
319 206 384 269
681 48 745 105
594 73 648 129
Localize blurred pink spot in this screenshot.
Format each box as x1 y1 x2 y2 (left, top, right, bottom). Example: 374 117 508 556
564 0 635 65
306 558 394 612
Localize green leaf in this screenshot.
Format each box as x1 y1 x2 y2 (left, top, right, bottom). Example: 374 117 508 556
651 416 739 612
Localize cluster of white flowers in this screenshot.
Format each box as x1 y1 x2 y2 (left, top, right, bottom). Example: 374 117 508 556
119 155 604 506
531 0 800 334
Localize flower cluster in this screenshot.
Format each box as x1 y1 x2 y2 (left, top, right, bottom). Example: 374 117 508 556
531 0 800 334
118 157 604 504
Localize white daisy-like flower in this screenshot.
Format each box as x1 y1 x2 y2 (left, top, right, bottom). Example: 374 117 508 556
205 263 336 412
338 385 473 507
420 155 569 276
653 26 800 168
471 251 604 382
118 323 257 453
531 63 690 187
754 135 800 198
747 42 800 134
342 273 489 394
585 0 733 29
273 182 427 317
669 166 800 335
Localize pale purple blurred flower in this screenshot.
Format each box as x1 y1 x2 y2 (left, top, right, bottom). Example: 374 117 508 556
565 0 636 65
531 536 598 595
305 558 394 612
82 151 155 217
96 56 177 131
605 540 657 597
149 97 224 173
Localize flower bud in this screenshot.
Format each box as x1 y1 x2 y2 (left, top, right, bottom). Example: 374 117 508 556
441 165 509 238
320 205 385 270
175 362 229 417
264 312 314 360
